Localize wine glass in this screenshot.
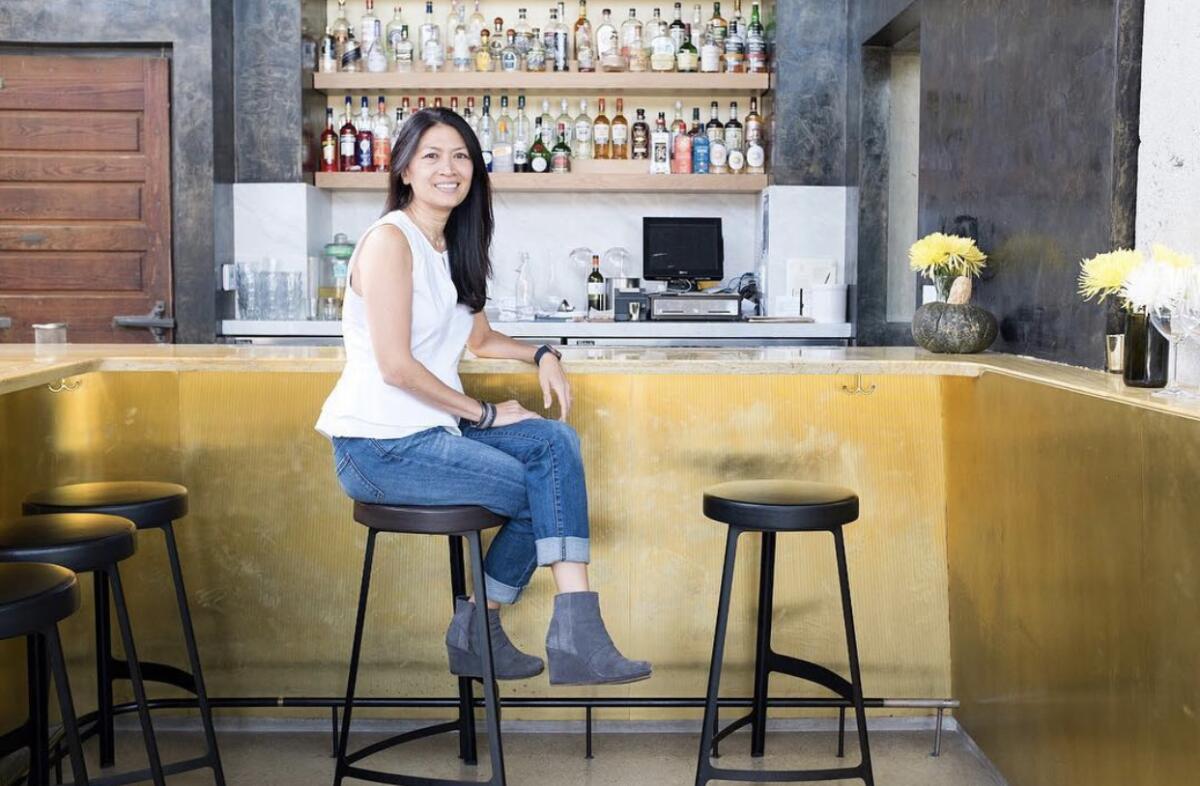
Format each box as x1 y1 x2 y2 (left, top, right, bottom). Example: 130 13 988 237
1150 300 1200 399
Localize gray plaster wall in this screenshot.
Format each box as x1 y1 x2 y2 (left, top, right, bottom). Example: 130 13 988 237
0 1 219 342
234 0 305 181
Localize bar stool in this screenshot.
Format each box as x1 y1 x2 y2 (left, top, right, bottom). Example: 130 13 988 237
0 563 89 786
335 501 507 786
694 480 875 786
21 482 224 785
0 514 165 786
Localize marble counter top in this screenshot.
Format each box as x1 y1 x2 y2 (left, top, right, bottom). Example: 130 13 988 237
0 344 1197 422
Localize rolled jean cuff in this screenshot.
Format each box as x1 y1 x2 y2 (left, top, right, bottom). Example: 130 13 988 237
484 573 523 605
535 536 590 566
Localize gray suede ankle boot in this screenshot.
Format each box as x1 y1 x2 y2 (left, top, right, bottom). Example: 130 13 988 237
545 591 652 685
445 598 545 680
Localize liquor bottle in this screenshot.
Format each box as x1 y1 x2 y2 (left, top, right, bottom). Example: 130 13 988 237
303 19 317 72
464 96 478 135
539 99 556 143
643 8 666 49
542 9 559 61
355 97 375 170
475 29 493 70
394 105 407 136
745 1 766 72
708 2 727 50
705 100 724 142
320 107 339 172
479 95 495 170
526 28 548 70
708 131 727 173
339 96 358 170
722 2 744 73
691 123 710 173
676 24 698 71
468 0 487 50
341 26 363 72
650 112 670 174
672 117 692 173
529 118 553 172
593 98 611 159
620 9 644 71
611 98 629 158
699 26 721 72
745 96 764 147
492 95 515 173
421 3 444 69
597 9 623 71
556 98 574 148
573 99 593 160
669 100 687 161
332 0 352 61
417 96 428 111
514 95 532 172
490 18 507 62
452 22 473 71
386 6 406 60
650 13 677 72
550 6 570 71
723 100 744 167
745 135 765 174
393 25 415 69
587 255 606 312
551 123 572 172
575 1 595 72
362 0 388 72
500 30 522 71
372 96 393 171
669 3 688 51
631 108 650 159
515 9 534 54
320 26 339 73
446 0 465 47
691 3 705 42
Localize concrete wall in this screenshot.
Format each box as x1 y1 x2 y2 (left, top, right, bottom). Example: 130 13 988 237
1137 0 1199 385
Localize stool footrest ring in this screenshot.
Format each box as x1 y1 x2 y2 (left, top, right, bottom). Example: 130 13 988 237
346 720 461 765
84 753 215 786
109 658 198 694
701 763 871 783
342 764 500 786
766 651 854 701
713 711 753 747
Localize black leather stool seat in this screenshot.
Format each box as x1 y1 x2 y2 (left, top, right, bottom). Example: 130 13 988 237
0 563 79 640
703 480 859 531
353 501 506 534
0 513 136 573
24 481 188 529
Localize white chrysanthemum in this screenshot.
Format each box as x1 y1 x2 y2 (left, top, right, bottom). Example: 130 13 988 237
1121 261 1175 310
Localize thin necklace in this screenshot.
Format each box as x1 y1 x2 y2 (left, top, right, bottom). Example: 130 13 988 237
404 209 447 252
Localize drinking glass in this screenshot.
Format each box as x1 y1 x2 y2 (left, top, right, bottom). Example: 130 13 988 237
236 262 264 320
1150 304 1200 399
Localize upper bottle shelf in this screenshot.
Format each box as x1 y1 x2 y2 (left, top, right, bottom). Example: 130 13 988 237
310 67 771 94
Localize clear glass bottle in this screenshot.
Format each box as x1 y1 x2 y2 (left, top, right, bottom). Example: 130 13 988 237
393 25 415 70
450 96 461 116
592 97 611 159
474 28 494 71
643 7 667 50
573 99 593 159
551 123 572 172
650 112 671 174
478 95 495 170
464 96 478 135
574 1 595 71
515 253 536 319
669 2 688 52
452 22 473 70
699 26 721 72
361 0 383 49
596 9 624 71
529 118 553 172
372 96 393 171
500 30 523 71
556 98 574 149
386 6 406 60
446 0 464 45
550 7 570 71
515 8 534 54
489 17 507 61
468 0 487 50
649 12 677 71
320 26 339 73
620 9 644 71
691 4 705 44
331 0 352 61
676 23 698 71
514 95 532 171
341 26 362 72
745 0 767 72
611 98 629 158
631 108 650 159
525 28 547 70
355 96 375 171
539 99 556 144
492 95 515 172
420 2 444 68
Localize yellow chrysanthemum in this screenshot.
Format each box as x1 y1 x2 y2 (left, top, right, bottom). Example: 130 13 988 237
1078 249 1142 302
1151 244 1195 270
908 233 988 278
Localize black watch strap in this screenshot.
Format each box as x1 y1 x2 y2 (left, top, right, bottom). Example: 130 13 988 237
534 344 562 366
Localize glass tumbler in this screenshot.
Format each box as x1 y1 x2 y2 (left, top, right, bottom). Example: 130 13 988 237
236 262 264 320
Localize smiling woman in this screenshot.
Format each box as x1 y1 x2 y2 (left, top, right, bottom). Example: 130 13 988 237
314 106 651 688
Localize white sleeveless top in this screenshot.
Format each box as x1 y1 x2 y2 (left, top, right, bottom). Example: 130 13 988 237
315 210 475 439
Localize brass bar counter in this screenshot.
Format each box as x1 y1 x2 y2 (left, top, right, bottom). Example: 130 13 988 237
0 345 1196 786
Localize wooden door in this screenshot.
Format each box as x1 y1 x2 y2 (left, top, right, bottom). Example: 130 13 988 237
0 54 173 343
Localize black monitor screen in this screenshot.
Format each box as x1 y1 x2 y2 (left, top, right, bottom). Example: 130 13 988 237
642 217 724 281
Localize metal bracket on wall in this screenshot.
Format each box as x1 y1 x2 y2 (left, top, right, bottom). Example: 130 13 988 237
47 378 81 393
840 374 877 395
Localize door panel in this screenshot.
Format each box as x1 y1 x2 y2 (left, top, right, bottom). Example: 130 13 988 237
0 54 171 343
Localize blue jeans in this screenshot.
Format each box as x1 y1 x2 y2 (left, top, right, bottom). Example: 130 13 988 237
331 418 590 604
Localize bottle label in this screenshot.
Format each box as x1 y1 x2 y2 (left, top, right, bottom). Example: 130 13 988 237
676 50 698 71
746 143 764 168
672 136 692 173
593 124 610 144
423 41 444 66
531 156 549 172
709 141 727 167
587 282 604 296
322 138 338 167
551 150 570 172
598 29 620 59
575 120 592 142
514 145 528 165
612 125 628 144
724 129 743 152
482 149 494 170
501 51 519 70
372 137 391 170
357 137 373 169
727 148 745 172
340 132 355 158
577 44 595 70
700 43 721 72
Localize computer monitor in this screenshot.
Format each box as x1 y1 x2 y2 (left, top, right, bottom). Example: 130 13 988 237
642 217 724 282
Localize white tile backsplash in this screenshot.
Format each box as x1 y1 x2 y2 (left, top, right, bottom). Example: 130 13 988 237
233 183 331 272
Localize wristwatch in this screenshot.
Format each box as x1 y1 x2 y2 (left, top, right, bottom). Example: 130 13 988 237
534 344 562 366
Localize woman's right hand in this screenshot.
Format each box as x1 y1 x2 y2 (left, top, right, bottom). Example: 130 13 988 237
491 400 541 427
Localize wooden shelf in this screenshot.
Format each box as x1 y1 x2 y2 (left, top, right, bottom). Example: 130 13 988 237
314 169 768 193
312 68 770 94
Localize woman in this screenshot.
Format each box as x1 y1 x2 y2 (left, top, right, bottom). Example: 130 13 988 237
316 107 650 686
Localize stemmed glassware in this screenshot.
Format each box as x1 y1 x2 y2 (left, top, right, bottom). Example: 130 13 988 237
1149 270 1200 399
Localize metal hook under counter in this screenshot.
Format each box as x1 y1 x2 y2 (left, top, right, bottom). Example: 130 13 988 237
47 378 81 393
840 374 877 395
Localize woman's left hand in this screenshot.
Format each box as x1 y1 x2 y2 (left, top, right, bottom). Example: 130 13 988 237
538 355 572 420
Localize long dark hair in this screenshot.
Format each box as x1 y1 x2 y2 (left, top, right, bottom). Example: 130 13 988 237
383 107 493 312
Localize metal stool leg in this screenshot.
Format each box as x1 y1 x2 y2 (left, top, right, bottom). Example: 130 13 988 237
467 530 506 786
27 633 50 786
833 528 874 785
93 571 115 768
45 626 90 786
108 566 167 786
448 535 479 766
161 522 226 785
334 529 377 786
750 531 777 758
694 527 741 786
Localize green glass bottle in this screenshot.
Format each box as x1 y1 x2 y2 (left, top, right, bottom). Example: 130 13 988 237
528 117 553 173
587 254 606 313
551 122 572 172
